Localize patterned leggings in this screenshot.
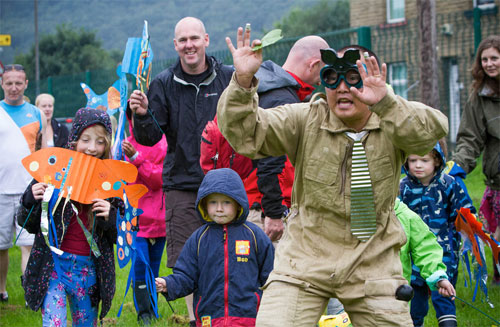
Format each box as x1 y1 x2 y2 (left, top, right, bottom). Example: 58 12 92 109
41 253 97 327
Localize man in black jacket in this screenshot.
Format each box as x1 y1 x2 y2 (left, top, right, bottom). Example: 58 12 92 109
129 17 233 326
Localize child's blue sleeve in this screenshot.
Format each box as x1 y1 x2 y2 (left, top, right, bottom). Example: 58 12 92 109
163 234 199 300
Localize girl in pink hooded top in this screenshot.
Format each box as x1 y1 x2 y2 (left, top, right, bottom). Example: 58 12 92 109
123 107 167 325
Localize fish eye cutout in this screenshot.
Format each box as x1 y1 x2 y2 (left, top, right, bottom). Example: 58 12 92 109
48 155 57 165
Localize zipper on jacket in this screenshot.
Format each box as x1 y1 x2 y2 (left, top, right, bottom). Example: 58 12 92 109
212 152 219 170
223 225 229 326
254 292 261 311
195 296 202 324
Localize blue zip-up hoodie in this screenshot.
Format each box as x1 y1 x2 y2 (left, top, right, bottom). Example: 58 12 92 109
399 142 476 285
161 168 274 327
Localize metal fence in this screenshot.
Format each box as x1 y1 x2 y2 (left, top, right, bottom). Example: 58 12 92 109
3 9 499 144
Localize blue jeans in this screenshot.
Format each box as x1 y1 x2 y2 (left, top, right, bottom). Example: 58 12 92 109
133 236 166 281
42 253 97 327
410 275 457 326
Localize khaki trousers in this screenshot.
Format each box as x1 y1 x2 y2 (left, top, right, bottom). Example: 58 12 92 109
256 277 413 327
247 208 265 230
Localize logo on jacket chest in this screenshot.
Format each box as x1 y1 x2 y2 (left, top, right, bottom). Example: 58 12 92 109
235 240 250 258
204 92 218 97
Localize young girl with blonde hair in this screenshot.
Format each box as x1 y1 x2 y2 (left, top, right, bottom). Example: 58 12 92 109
17 108 122 326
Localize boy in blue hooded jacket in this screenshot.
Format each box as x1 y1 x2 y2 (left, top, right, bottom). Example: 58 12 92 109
399 142 475 327
156 168 274 327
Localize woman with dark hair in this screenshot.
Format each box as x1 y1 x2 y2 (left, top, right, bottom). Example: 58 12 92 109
470 35 500 98
453 35 500 285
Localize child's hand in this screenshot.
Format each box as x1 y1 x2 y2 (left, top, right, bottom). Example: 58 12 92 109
122 140 137 159
91 199 111 220
155 278 167 293
32 183 48 201
437 279 456 299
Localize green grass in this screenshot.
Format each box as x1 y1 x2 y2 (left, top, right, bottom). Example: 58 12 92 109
2 161 499 326
0 247 190 327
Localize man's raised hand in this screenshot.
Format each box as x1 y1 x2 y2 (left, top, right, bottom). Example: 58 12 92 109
129 90 149 116
225 25 263 88
350 56 388 106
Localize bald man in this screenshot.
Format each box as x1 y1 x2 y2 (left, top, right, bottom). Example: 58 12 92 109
245 35 329 243
129 17 233 326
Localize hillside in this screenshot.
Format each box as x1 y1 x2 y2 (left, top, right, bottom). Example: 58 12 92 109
0 0 320 64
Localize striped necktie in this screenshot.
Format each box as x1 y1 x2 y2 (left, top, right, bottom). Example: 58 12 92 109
348 133 377 242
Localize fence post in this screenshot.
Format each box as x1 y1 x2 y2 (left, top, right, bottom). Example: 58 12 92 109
473 7 481 53
47 76 52 95
85 70 91 86
357 26 372 50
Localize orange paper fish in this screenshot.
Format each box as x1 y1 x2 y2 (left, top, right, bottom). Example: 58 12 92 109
455 207 500 267
22 148 148 207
